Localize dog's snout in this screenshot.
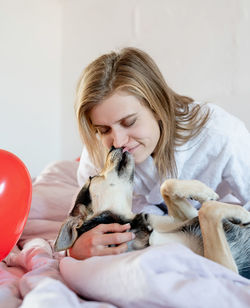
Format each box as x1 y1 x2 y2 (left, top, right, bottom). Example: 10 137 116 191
108 147 124 161
109 146 124 154
106 147 134 180
109 146 116 153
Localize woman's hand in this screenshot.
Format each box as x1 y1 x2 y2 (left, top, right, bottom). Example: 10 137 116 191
68 223 135 260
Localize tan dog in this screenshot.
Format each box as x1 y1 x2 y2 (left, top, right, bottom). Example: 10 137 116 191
55 147 250 278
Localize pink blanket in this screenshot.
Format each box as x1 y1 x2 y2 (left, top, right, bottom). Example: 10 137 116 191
1 160 249 308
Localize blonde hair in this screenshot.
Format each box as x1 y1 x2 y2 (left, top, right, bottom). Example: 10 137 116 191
75 47 210 178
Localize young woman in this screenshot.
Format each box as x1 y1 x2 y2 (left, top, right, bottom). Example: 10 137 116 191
70 47 250 259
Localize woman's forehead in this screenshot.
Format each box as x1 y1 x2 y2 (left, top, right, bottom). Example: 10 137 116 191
89 90 144 126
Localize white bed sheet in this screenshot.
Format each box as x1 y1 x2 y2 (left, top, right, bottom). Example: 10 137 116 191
0 160 249 308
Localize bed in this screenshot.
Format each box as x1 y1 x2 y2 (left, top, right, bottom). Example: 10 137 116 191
1 159 250 308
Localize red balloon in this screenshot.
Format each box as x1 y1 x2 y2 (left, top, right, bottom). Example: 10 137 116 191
0 149 32 261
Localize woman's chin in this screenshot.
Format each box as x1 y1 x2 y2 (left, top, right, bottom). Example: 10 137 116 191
133 152 149 165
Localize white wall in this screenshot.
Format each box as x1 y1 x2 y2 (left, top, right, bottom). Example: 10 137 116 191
0 0 63 176
1 0 250 177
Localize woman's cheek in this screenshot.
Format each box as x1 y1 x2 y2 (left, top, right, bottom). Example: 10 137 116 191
101 136 112 149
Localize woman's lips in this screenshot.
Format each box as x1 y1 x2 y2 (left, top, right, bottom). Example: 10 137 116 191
123 144 140 154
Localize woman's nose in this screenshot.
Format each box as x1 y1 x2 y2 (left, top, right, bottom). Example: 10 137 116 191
112 129 129 148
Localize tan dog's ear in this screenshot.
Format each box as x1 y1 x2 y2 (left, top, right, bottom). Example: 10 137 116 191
54 215 84 252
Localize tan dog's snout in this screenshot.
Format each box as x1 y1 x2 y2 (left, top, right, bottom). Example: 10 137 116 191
102 147 134 181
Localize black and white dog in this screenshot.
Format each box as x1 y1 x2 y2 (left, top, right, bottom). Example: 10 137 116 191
55 147 250 278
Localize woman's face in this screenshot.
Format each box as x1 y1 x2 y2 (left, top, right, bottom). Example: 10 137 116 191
89 90 160 164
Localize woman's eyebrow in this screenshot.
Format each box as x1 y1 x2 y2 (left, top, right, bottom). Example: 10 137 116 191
93 113 137 128
115 113 137 123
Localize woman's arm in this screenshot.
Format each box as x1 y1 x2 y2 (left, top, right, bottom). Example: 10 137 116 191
221 122 250 206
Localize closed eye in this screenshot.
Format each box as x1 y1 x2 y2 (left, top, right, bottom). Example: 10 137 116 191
121 117 136 128
94 114 137 135
96 126 110 135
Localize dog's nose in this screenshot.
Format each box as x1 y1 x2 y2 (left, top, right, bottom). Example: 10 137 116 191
109 146 124 153
109 146 116 153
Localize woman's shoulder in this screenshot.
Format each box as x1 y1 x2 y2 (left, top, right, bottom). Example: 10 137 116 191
200 102 248 136
177 102 249 153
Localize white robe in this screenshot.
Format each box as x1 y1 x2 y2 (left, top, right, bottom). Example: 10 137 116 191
77 103 250 214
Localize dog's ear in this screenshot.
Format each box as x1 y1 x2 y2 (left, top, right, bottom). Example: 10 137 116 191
54 214 84 252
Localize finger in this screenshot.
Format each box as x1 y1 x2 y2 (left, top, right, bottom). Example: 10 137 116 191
95 231 135 246
95 223 131 233
97 242 128 256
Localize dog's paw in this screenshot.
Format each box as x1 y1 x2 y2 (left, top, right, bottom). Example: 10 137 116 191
141 213 153 231
228 217 250 226
136 213 153 231
131 213 153 232
161 179 219 203
200 201 250 225
187 187 219 203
